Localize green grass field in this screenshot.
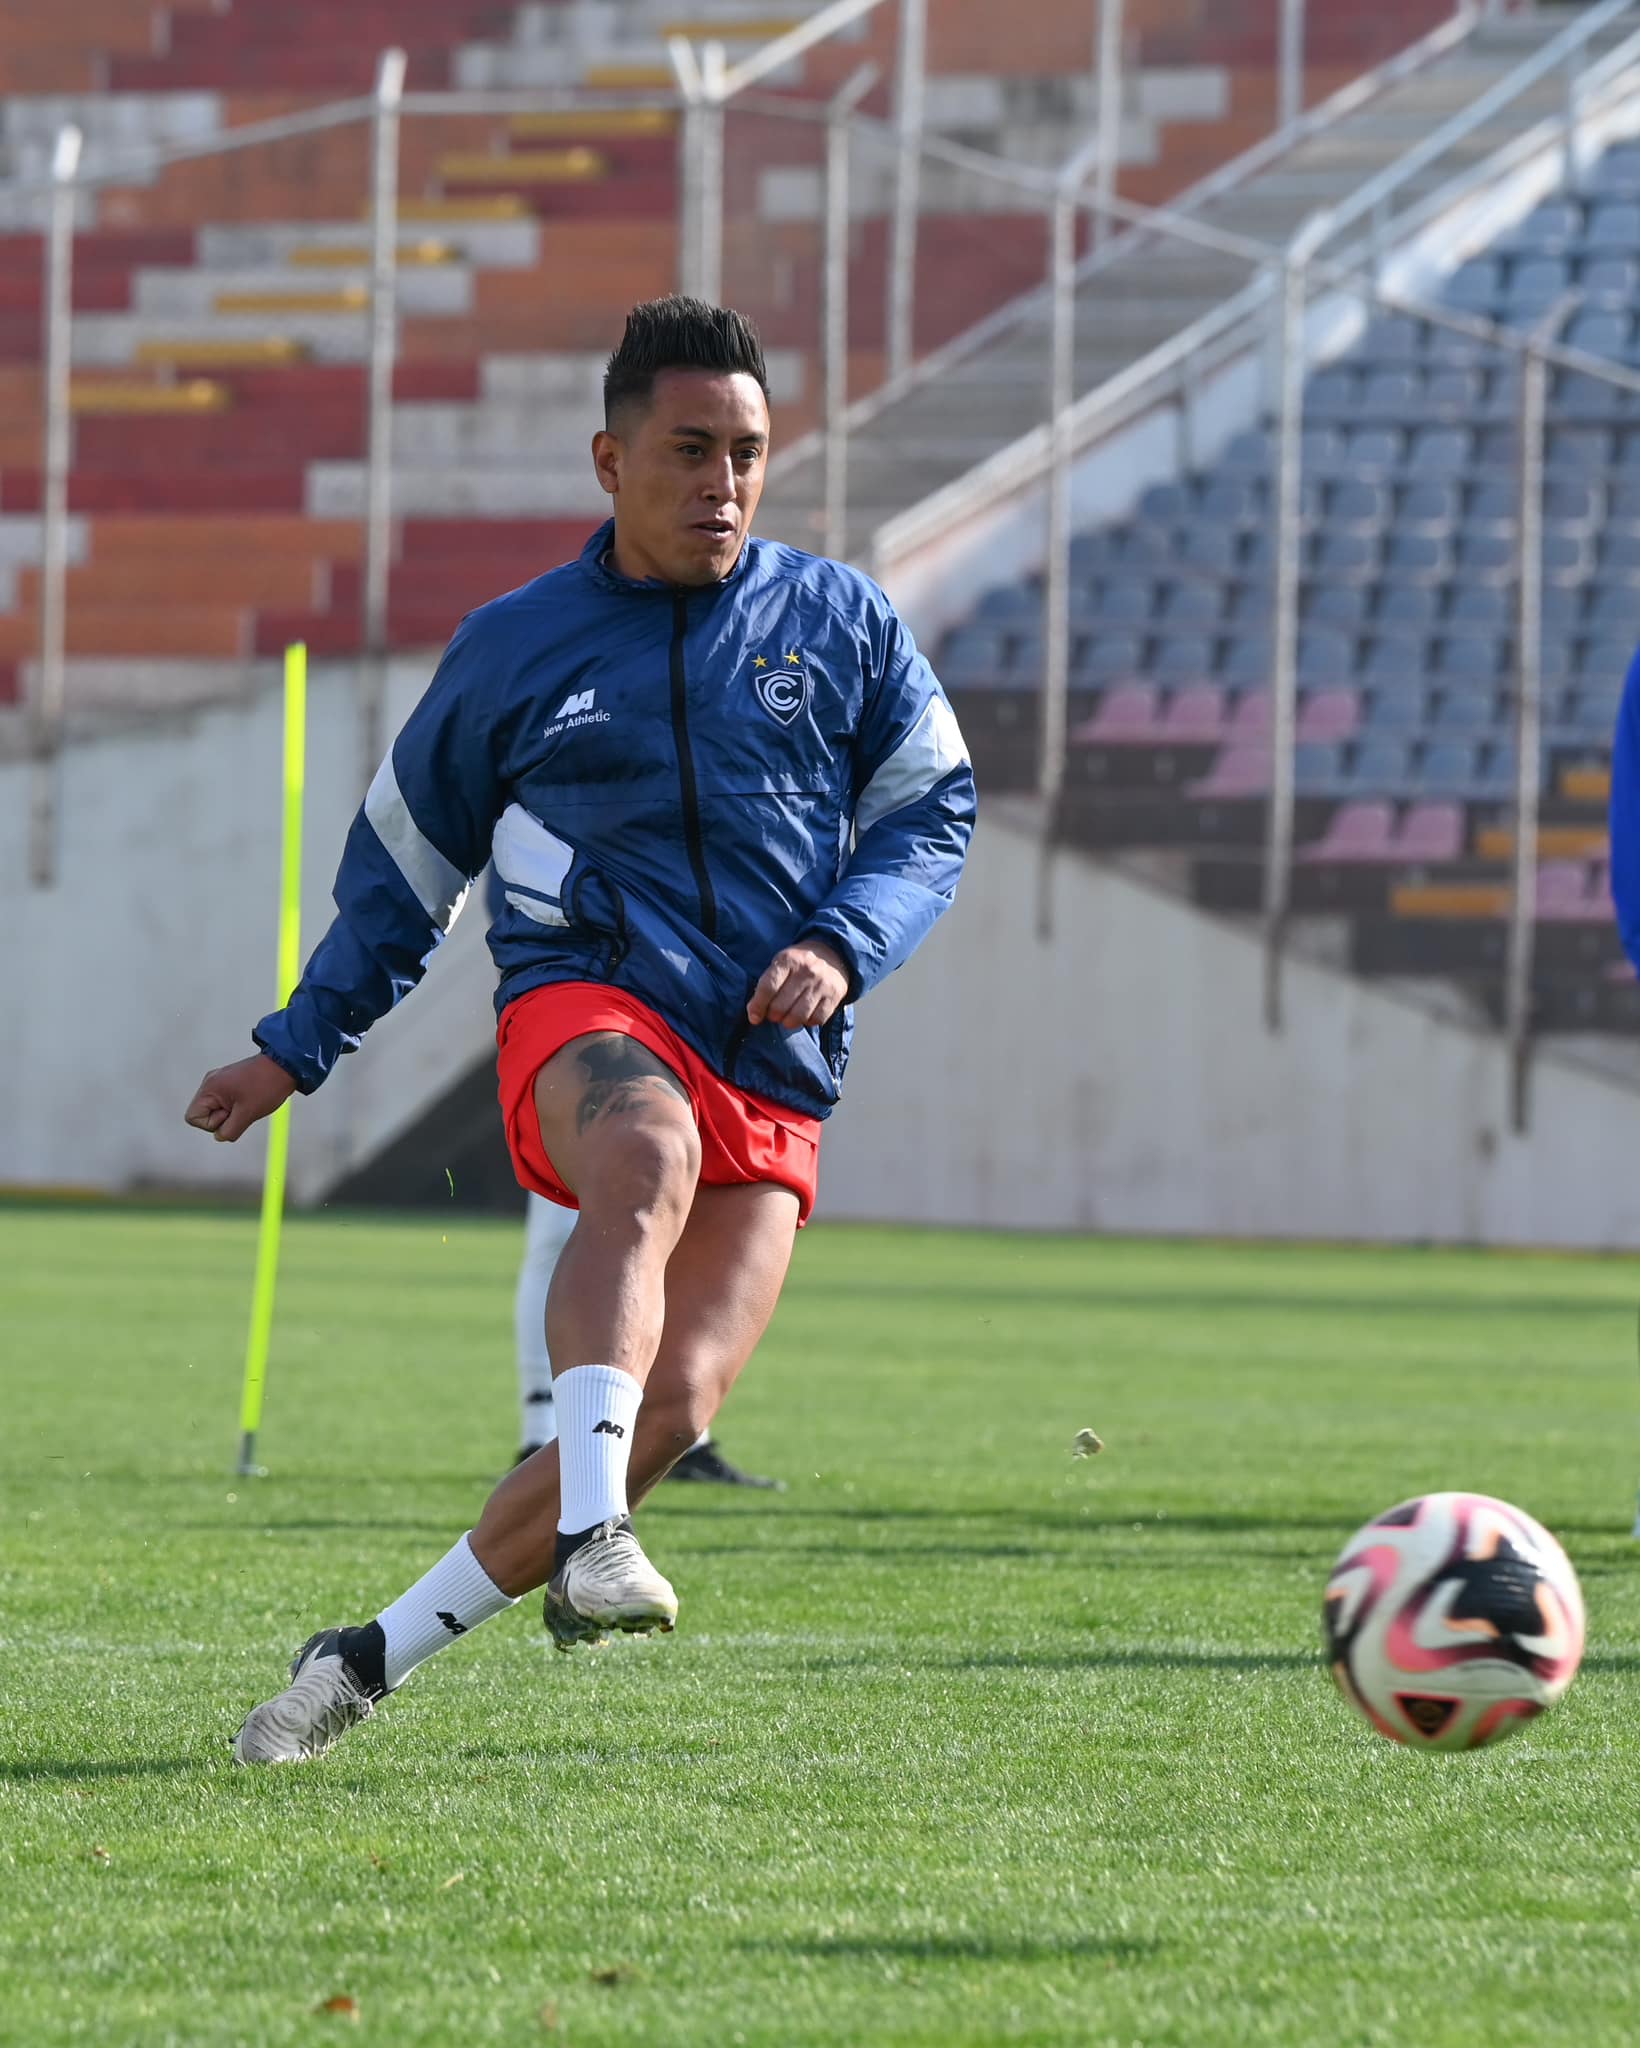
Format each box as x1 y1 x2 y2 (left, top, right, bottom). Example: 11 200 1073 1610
4 1205 1640 2046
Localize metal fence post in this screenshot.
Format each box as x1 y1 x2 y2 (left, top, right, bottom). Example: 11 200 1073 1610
1038 143 1102 934
822 66 877 562
669 35 704 293
1263 237 1310 1030
360 46 406 783
1504 311 1562 1133
885 0 925 383
1279 0 1306 135
29 123 81 890
698 40 727 304
1092 0 1124 252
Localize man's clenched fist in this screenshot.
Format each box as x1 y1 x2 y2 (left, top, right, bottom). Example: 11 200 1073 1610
746 937 850 1032
184 1053 298 1143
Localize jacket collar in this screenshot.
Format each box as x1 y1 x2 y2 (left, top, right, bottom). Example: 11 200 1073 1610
577 517 760 599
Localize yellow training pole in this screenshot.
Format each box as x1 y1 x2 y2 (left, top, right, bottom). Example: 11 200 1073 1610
236 643 307 1476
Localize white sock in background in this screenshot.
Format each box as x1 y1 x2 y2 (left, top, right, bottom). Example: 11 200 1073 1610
554 1363 644 1533
516 1194 575 1448
375 1533 518 1690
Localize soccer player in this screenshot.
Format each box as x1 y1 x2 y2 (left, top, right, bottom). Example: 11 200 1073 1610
185 296 974 1763
514 1189 781 1486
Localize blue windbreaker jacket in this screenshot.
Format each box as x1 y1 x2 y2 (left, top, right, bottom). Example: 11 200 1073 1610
1613 644 1640 969
253 521 976 1121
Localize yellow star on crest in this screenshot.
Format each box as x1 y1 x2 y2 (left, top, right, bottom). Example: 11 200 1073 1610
786 649 801 665
753 655 768 668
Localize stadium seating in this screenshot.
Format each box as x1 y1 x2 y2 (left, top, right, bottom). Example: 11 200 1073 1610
0 0 1385 698
940 136 1640 1035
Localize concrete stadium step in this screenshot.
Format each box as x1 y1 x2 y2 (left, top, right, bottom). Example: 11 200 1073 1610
128 265 475 320
758 11 1639 563
306 462 606 520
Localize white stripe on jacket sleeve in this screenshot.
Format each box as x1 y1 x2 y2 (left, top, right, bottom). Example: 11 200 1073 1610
854 693 969 837
364 753 467 930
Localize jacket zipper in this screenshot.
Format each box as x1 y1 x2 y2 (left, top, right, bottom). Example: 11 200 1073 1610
669 590 718 944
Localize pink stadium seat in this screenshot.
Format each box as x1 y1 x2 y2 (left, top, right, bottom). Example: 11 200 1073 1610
1225 691 1271 742
1394 802 1464 863
1299 799 1395 863
1188 743 1269 798
1159 684 1226 742
1298 687 1361 743
1079 683 1162 744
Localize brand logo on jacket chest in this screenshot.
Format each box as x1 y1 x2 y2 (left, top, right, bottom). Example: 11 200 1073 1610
544 686 612 739
750 650 811 727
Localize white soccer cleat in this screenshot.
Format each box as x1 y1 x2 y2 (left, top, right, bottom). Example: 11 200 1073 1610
232 1628 377 1765
543 1518 678 1651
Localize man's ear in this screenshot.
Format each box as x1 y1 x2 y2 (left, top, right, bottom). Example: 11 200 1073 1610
591 428 620 499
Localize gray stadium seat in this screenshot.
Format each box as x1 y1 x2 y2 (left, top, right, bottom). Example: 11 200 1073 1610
1587 588 1640 636
977 584 1038 625
1360 633 1431 684
940 627 1009 682
1222 634 1272 686
1152 636 1217 685
1363 686 1430 732
1580 254 1640 305
1070 531 1119 576
1566 309 1630 357
1384 532 1452 583
1330 480 1391 531
1437 634 1507 680
1593 144 1640 195
1179 527 1238 576
1600 528 1640 574
1509 200 1582 255
1548 427 1614 474
1345 427 1403 477
1419 739 1479 794
1360 315 1421 362
1295 741 1344 793
1425 368 1484 420
1138 481 1191 525
1504 255 1571 314
1447 258 1502 313
1409 427 1472 476
1545 480 1603 532
1360 368 1419 420
1298 627 1355 682
1160 581 1223 626
1080 632 1144 682
1308 367 1359 420
1351 736 1415 789
1398 480 1461 533
1427 326 1486 368
1315 531 1378 581
1432 688 1500 733
1221 428 1272 474
1087 580 1156 626
1377 585 1440 630
1579 638 1636 687
1115 527 1176 567
1587 202 1640 252
1448 584 1511 628
1467 481 1517 532
1306 585 1370 630
1198 478 1262 528
1455 532 1513 584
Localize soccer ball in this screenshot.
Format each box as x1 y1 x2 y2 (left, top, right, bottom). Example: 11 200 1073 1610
1322 1491 1585 1751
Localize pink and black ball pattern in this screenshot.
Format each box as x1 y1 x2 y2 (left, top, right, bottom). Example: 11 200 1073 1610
1322 1492 1585 1751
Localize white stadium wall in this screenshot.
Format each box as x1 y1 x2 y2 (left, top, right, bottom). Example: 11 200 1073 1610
818 810 1640 1249
0 663 498 1206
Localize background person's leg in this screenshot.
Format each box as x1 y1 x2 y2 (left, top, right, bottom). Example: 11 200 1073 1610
471 1182 799 1595
515 1192 575 1455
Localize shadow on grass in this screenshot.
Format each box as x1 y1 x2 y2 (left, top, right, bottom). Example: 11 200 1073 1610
741 1930 1161 1965
652 1502 1353 1537
0 1756 202 1784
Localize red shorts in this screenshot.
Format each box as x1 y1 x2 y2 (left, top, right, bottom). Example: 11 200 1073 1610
497 980 822 1224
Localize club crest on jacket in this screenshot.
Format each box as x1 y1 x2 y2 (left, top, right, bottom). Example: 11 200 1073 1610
753 651 809 726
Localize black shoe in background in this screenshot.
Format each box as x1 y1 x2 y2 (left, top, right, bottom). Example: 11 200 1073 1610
666 1439 784 1490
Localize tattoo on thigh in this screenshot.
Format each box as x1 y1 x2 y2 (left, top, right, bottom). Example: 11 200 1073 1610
572 1035 689 1136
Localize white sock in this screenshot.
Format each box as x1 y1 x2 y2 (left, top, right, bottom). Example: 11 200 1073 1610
555 1363 643 1534
375 1533 518 1690
690 1430 709 1452
516 1195 573 1447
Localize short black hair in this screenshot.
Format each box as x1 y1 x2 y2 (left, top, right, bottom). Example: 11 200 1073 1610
603 295 769 427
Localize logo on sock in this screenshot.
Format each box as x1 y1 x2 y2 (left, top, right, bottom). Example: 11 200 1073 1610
435 1610 469 1637
593 1419 626 1439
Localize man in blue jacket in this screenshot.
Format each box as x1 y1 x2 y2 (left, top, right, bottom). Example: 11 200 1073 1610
185 296 975 1763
